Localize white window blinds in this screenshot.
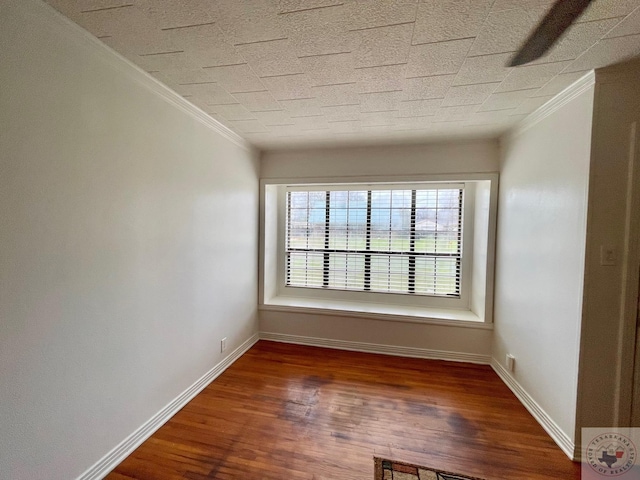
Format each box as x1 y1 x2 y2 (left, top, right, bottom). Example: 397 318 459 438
285 185 463 297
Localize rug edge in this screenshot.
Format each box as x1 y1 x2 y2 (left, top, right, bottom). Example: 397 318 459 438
373 456 487 480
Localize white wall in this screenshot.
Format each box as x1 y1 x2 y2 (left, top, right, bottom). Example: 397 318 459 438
260 140 498 360
260 310 493 360
0 2 259 479
576 61 640 434
261 140 499 179
493 81 594 455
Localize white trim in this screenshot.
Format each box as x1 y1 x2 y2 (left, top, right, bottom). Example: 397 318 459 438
31 0 253 152
259 303 492 329
279 182 471 310
75 333 260 480
261 173 499 324
261 173 499 187
285 182 466 191
617 120 640 427
260 332 491 364
490 358 577 461
509 71 596 139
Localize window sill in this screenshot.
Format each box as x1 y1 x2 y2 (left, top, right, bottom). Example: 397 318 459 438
260 296 493 330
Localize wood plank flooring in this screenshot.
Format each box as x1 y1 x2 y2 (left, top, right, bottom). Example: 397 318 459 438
107 341 580 480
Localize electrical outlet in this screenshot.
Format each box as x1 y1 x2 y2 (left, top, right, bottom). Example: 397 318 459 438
221 337 227 353
506 354 515 372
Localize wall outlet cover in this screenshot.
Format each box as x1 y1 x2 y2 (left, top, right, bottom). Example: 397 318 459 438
506 354 515 372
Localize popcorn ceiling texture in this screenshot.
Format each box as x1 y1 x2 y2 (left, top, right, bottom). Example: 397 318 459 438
45 0 640 149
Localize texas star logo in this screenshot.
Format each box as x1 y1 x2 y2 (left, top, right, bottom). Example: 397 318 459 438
587 432 637 476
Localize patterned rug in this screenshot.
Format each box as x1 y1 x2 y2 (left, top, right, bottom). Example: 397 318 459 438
374 457 485 480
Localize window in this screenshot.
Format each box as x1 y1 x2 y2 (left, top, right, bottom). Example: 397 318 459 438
285 185 463 297
261 175 497 324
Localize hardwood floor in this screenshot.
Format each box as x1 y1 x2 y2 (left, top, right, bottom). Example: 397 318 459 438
107 341 580 480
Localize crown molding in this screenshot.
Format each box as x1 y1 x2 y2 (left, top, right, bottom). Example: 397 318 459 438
508 71 596 140
28 0 254 153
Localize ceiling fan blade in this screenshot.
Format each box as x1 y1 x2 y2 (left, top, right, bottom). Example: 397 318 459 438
508 0 594 67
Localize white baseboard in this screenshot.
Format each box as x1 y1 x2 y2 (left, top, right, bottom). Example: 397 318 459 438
260 332 491 364
490 358 577 460
72 333 577 480
76 332 260 480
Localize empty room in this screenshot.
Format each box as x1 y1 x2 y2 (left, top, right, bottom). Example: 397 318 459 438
2 1 640 479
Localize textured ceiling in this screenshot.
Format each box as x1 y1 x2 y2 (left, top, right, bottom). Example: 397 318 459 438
45 0 640 149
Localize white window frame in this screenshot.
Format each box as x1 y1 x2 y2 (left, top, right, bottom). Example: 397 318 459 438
259 173 498 326
278 182 473 309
